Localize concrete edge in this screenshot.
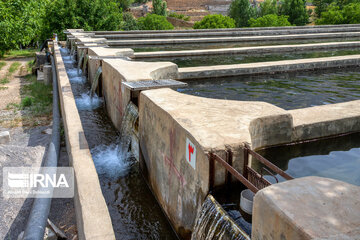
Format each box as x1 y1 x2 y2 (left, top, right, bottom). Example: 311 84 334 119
53 43 115 240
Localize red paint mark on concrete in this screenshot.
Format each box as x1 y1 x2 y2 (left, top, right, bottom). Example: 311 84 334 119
188 144 194 162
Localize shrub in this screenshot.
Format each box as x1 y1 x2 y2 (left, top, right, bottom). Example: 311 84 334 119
152 0 167 16
193 14 236 29
137 14 174 30
119 0 134 11
168 12 190 21
259 0 279 17
120 12 139 30
248 14 292 27
280 0 309 25
229 0 257 27
316 2 360 24
21 97 33 108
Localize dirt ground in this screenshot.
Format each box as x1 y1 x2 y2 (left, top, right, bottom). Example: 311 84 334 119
0 57 77 240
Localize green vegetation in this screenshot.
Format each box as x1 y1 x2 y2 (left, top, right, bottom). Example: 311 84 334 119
317 2 360 24
194 14 236 29
137 14 174 30
0 62 5 70
259 0 279 16
229 0 256 27
249 14 292 27
8 62 21 74
280 0 309 25
120 12 140 30
152 0 167 16
0 77 9 84
2 49 37 60
0 86 8 90
168 12 190 21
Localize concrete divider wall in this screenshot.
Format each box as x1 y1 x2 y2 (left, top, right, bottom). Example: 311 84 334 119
53 43 115 240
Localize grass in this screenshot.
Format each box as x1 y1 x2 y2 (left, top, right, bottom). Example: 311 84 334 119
0 61 6 70
2 49 37 60
8 62 21 73
0 86 8 90
0 77 9 84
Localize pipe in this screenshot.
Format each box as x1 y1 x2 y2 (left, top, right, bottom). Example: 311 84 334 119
23 50 61 240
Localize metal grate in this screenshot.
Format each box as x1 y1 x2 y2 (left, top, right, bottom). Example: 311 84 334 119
122 79 187 91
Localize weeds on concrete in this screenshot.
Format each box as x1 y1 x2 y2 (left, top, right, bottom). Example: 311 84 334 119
8 62 21 74
0 61 5 70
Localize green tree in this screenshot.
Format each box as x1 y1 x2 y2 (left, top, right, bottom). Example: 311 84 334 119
249 14 292 27
259 0 279 17
229 0 257 27
137 14 174 30
193 14 236 29
120 12 139 30
152 0 167 16
280 0 309 25
118 0 134 11
316 2 360 24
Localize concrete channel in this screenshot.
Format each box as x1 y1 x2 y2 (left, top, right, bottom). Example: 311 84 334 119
61 27 360 239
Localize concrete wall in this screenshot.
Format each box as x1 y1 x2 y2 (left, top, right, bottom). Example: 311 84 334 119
252 176 360 240
53 43 115 240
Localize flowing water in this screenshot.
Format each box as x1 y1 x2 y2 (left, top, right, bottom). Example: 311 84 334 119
177 67 360 110
60 47 177 239
90 66 102 98
255 132 360 186
192 195 250 240
138 49 360 68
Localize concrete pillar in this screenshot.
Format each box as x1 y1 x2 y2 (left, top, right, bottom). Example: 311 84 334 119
43 65 52 85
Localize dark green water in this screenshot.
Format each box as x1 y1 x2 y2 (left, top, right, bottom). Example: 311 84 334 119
140 49 360 67
130 39 360 52
254 132 360 186
177 67 360 110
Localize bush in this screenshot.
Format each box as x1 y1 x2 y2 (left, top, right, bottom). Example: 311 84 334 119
259 0 279 17
152 0 167 16
120 12 139 30
229 0 257 27
119 0 134 11
248 14 292 27
21 97 33 108
168 12 190 21
316 2 360 24
193 14 236 29
280 0 309 25
137 14 174 30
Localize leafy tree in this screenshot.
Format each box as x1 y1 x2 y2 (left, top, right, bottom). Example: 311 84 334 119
249 14 292 27
313 0 333 17
193 14 236 29
229 0 257 27
120 12 139 30
152 0 167 16
259 0 279 17
0 0 48 56
118 0 134 11
137 14 174 30
316 2 360 24
280 0 309 25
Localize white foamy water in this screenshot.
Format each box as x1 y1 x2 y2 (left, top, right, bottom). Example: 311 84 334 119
68 75 86 83
92 144 134 179
76 93 103 110
67 68 82 78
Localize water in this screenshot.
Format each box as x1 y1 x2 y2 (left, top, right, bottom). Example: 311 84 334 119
77 49 85 70
90 66 102 98
255 132 360 186
60 47 177 239
177 67 360 110
130 39 360 52
192 195 250 240
139 49 360 68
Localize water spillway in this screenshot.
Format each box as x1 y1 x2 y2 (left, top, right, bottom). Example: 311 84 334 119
59 48 178 239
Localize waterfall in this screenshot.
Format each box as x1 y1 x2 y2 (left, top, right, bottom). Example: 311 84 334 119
192 195 250 240
90 66 102 98
117 102 139 160
77 49 85 72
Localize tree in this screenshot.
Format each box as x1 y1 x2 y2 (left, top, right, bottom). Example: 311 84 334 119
259 0 279 17
193 14 236 29
229 0 257 27
137 14 174 30
152 0 167 16
280 0 309 26
120 12 139 30
248 14 292 27
316 2 360 25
